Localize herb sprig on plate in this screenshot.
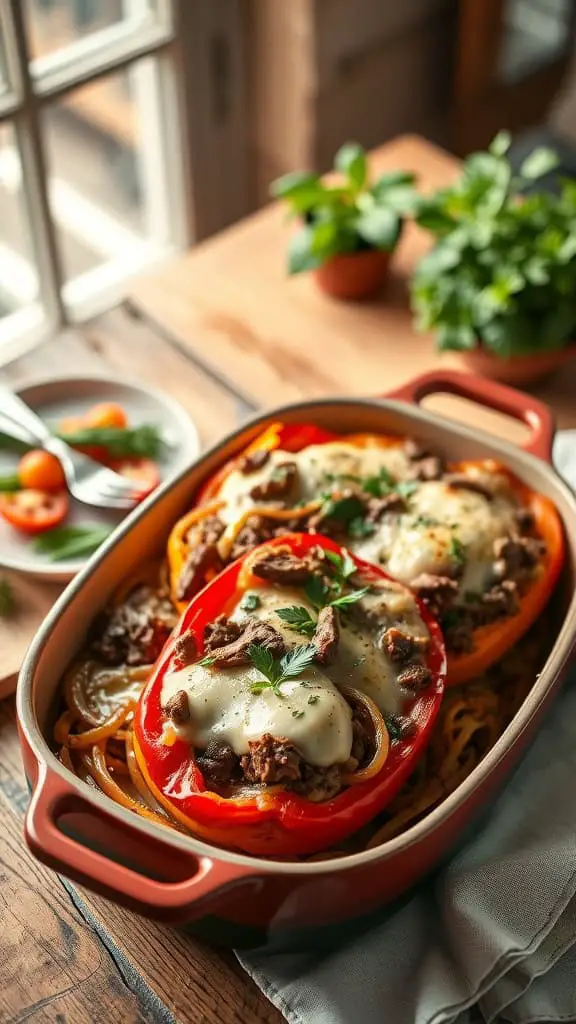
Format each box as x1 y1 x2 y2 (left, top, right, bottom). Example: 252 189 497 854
33 525 114 561
56 424 164 460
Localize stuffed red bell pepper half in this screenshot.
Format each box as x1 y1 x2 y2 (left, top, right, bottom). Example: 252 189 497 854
135 533 446 857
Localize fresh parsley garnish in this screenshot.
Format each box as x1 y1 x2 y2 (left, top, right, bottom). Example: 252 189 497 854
449 536 466 565
276 605 317 635
199 655 216 667
33 525 113 561
0 577 15 617
412 515 438 528
396 480 419 498
241 593 261 612
329 587 370 608
56 423 164 459
325 548 357 582
362 467 396 497
307 694 319 705
348 515 375 539
320 494 364 524
305 575 330 611
292 709 305 719
249 644 317 696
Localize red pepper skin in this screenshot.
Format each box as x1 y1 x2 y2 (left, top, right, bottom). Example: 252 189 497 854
134 533 446 857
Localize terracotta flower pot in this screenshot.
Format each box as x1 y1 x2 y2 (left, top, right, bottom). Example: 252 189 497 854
313 249 391 300
459 343 576 387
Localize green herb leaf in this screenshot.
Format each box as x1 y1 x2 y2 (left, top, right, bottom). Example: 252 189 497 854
324 549 356 580
335 142 367 190
449 536 466 565
270 170 321 200
321 494 365 524
396 480 419 498
278 644 317 681
56 424 164 459
248 644 279 685
276 605 317 635
361 467 396 497
356 206 400 251
307 694 319 705
0 577 15 617
347 515 375 539
32 525 113 561
489 131 512 157
520 147 559 182
305 575 329 610
287 226 322 274
371 170 416 198
292 709 305 719
330 587 370 609
0 473 21 492
241 593 261 612
199 655 216 667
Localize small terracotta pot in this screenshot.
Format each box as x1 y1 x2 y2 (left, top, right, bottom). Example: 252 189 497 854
459 343 576 387
313 249 391 300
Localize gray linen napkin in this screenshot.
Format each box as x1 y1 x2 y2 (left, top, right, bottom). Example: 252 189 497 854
237 431 576 1024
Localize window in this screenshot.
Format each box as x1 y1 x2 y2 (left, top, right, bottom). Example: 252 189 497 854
0 0 191 361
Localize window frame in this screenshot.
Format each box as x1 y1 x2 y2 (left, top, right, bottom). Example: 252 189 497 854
0 0 249 363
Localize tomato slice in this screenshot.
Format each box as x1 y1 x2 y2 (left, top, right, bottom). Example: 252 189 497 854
110 458 160 499
0 489 69 534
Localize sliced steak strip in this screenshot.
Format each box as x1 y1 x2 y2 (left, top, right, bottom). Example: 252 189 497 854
313 606 340 665
381 626 429 663
444 474 493 499
410 573 459 617
204 614 242 652
241 733 302 785
230 515 276 560
176 544 223 603
250 544 315 585
164 689 190 724
492 535 545 584
206 619 286 667
90 584 177 667
397 663 432 691
197 740 240 784
408 455 444 482
238 449 270 474
249 461 297 501
172 631 198 667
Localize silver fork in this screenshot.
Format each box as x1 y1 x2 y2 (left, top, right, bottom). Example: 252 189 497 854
0 387 148 510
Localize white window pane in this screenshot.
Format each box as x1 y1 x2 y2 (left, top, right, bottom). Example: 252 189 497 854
0 123 41 319
25 0 159 62
41 59 175 315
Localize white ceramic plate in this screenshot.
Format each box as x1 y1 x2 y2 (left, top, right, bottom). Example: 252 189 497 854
0 374 199 581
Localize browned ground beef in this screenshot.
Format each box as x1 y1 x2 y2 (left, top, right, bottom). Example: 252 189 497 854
90 585 177 666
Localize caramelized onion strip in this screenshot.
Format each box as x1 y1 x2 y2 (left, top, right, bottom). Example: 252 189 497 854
340 686 390 785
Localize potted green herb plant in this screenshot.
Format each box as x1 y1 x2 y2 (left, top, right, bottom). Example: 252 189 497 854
271 142 416 300
411 132 576 385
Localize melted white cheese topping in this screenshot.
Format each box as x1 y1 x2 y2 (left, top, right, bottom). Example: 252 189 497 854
351 479 517 599
216 441 410 525
160 580 429 767
217 442 518 602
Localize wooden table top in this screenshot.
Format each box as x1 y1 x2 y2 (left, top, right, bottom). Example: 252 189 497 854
2 133 576 1024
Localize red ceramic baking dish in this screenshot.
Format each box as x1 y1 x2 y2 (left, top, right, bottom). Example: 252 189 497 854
17 371 576 951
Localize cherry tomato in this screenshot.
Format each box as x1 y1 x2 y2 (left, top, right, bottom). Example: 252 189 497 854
18 450 66 492
0 489 69 534
85 402 128 430
58 415 108 463
111 458 160 499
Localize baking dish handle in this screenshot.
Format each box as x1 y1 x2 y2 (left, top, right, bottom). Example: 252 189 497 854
384 370 555 463
25 765 259 924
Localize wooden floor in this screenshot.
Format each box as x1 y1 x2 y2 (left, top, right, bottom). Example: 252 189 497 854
0 306 283 1024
